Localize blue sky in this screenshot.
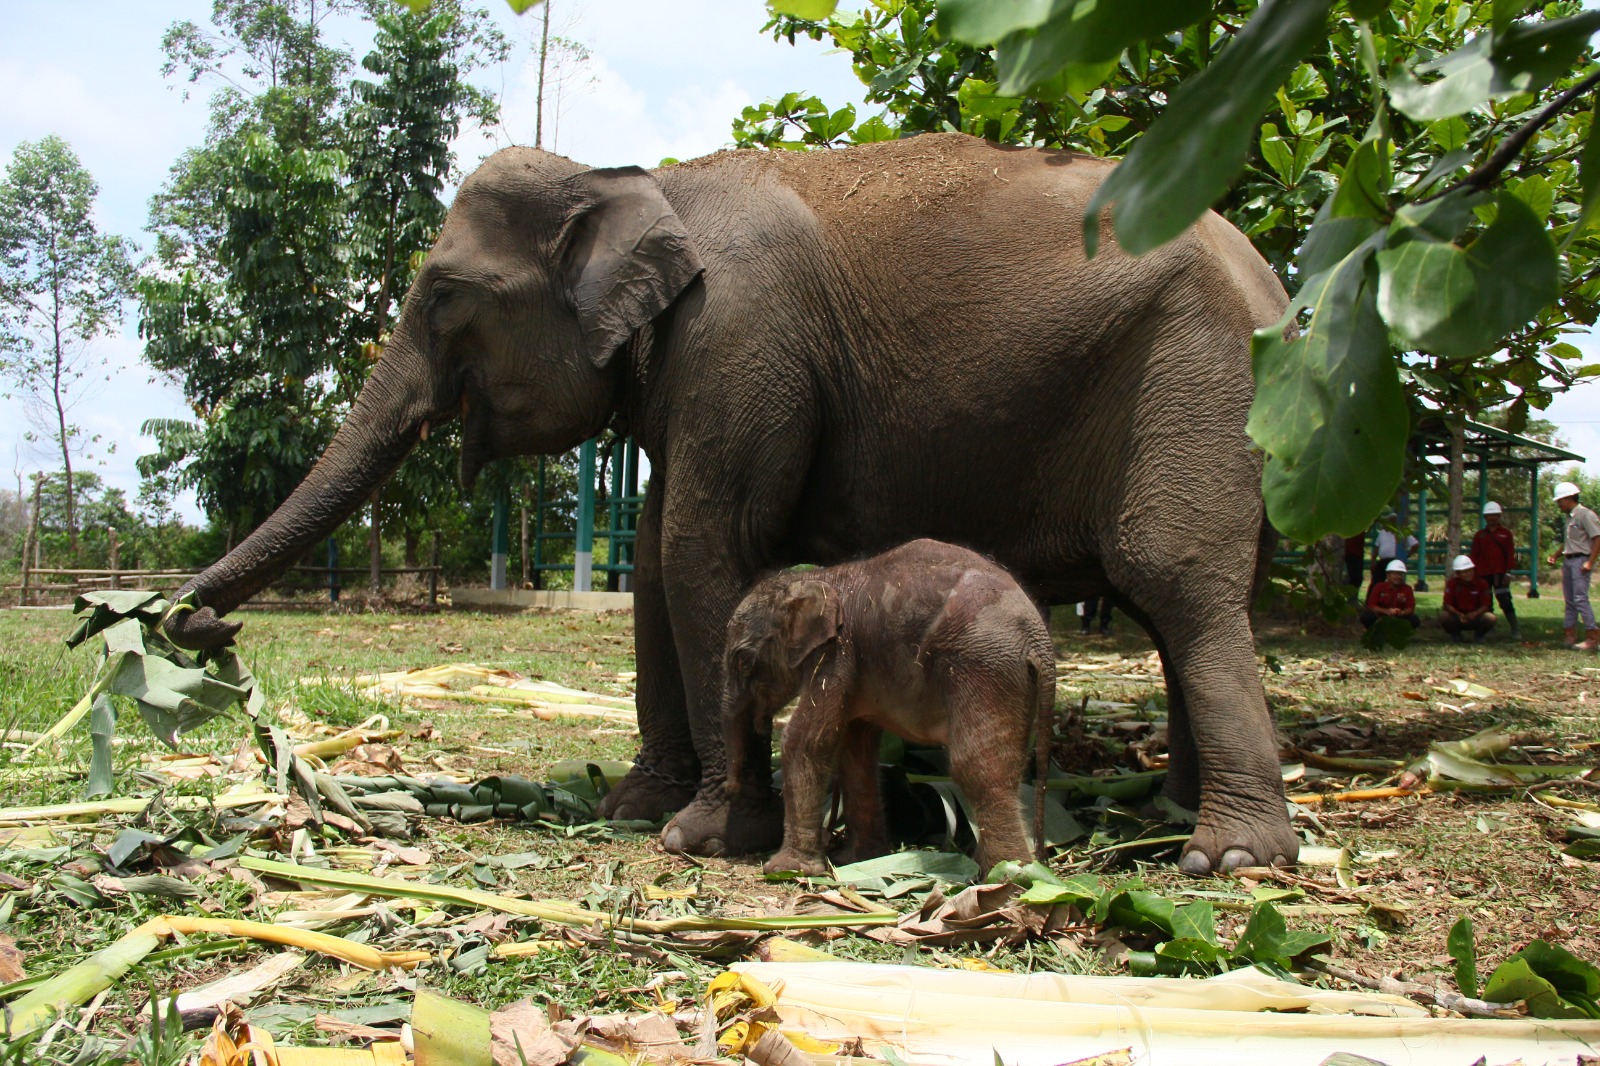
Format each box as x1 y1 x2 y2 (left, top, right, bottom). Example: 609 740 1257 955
4 2 1600 520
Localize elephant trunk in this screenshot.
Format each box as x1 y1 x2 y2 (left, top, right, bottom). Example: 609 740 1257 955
165 354 437 650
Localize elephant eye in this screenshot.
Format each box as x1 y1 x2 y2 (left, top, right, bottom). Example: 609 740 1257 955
732 647 757 676
427 285 470 333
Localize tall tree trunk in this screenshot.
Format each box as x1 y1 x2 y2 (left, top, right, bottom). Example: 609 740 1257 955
367 194 401 599
536 1 550 149
1447 418 1465 563
404 527 420 569
49 239 76 555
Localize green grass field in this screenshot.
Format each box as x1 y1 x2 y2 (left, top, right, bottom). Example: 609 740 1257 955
1 591 1598 1061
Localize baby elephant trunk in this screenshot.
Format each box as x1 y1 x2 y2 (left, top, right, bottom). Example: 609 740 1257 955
723 692 754 796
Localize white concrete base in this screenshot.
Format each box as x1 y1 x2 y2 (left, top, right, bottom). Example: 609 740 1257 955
451 587 634 612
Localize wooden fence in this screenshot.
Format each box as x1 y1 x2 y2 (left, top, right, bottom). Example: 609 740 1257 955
10 564 443 608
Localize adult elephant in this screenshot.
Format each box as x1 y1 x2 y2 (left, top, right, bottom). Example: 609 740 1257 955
165 132 1296 874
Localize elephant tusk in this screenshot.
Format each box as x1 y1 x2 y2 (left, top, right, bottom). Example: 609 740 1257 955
419 420 430 442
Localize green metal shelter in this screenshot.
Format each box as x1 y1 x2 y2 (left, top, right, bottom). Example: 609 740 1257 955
489 437 644 592
1404 418 1585 594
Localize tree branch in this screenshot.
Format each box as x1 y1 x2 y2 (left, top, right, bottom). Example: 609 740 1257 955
1425 69 1600 203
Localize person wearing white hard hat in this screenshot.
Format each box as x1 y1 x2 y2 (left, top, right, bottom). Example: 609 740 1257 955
1367 514 1419 600
1360 559 1420 632
1440 555 1495 644
1470 501 1520 640
1547 481 1600 649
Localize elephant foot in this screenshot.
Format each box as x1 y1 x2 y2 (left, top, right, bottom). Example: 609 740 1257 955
764 848 830 877
659 787 784 857
1178 808 1298 876
596 763 698 823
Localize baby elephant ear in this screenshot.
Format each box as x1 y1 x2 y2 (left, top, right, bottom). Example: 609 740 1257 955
781 579 841 670
562 166 704 368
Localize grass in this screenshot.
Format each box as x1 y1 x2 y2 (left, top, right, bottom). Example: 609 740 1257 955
1 590 1598 1059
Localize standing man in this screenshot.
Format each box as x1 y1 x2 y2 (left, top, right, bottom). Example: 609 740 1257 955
1440 555 1496 644
1471 501 1520 640
1548 482 1600 649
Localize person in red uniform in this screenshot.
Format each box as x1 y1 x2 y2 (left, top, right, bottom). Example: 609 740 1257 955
1440 554 1496 644
1361 559 1420 631
1470 501 1520 640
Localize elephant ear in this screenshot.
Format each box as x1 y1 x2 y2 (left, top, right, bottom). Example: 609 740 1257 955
781 579 841 670
562 166 704 368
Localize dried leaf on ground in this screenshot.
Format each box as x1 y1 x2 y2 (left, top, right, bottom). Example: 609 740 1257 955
490 997 579 1066
0 933 23 983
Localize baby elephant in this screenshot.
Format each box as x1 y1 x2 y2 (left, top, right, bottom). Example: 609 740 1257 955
721 539 1056 876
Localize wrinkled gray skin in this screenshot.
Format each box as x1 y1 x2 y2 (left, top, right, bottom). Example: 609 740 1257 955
722 540 1055 877
163 132 1295 875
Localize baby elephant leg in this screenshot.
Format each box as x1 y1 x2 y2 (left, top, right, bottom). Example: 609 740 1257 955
838 721 888 863
764 693 844 877
946 686 1033 876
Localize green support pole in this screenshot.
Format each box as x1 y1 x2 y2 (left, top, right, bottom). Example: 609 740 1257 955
575 439 596 592
1529 464 1541 598
491 488 510 590
1415 487 1428 591
533 458 546 588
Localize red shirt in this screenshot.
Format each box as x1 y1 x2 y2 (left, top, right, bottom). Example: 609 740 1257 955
1367 580 1415 614
1444 576 1494 615
1470 525 1516 576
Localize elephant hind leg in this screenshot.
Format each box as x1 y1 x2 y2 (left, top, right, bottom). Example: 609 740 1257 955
1112 573 1294 875
946 685 1034 875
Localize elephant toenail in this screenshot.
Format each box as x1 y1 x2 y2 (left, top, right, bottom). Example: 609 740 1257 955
1273 854 1289 867
1219 848 1256 872
1178 850 1214 876
660 825 686 853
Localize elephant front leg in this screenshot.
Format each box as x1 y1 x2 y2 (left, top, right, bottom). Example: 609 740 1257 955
597 488 701 823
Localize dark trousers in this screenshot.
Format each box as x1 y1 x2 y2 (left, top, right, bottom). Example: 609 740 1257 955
1360 608 1419 630
1345 555 1364 588
1485 573 1519 626
1081 596 1113 633
1440 613 1495 641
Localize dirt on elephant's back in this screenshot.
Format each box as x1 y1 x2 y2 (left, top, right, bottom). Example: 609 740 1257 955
669 133 1057 227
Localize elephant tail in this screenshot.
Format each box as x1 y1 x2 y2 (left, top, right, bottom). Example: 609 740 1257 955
1028 649 1057 861
1251 512 1279 620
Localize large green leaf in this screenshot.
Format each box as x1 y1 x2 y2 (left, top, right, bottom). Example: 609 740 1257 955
1447 916 1479 999
1375 193 1559 357
768 0 838 18
938 0 1066 45
1388 12 1600 122
992 0 1210 95
1248 235 1407 541
1482 957 1589 1018
1083 0 1333 257
1572 123 1600 243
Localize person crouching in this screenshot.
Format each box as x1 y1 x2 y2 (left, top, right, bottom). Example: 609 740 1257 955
1440 554 1496 644
1361 559 1420 632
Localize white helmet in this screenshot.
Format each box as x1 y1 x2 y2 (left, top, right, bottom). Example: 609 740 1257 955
1452 554 1475 572
1482 501 1502 515
1386 559 1409 574
1556 481 1581 501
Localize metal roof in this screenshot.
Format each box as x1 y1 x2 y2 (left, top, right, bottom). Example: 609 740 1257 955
1411 416 1586 466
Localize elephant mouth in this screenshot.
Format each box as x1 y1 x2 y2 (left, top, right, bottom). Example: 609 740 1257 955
457 387 495 491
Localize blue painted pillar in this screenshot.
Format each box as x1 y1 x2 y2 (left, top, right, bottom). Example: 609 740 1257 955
491 489 510 590
575 439 596 592
327 537 340 603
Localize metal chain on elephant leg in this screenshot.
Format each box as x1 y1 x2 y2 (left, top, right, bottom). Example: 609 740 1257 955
629 753 702 793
